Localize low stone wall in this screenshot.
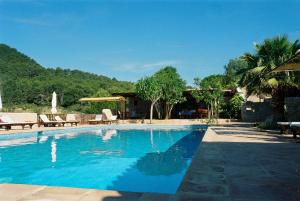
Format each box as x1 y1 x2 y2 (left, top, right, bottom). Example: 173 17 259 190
75 114 95 124
0 112 38 122
241 100 273 122
121 118 239 125
242 97 300 122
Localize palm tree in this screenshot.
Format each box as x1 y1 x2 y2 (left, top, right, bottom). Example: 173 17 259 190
238 35 300 121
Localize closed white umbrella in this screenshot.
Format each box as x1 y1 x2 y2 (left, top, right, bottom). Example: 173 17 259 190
0 91 2 111
51 92 57 114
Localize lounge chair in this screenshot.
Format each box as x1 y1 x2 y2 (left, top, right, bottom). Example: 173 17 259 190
67 114 80 126
102 109 118 124
39 114 64 127
55 115 79 126
290 122 300 138
0 115 35 130
88 114 103 124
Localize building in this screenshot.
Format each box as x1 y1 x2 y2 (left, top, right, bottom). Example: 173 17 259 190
113 89 235 119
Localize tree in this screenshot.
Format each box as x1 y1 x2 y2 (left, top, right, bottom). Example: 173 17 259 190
136 76 162 123
192 75 224 122
238 35 300 121
229 94 244 119
224 58 248 88
155 67 186 119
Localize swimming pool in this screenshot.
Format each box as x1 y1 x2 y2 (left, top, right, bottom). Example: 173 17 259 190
0 125 207 194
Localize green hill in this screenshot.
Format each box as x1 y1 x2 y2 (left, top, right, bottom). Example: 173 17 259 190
0 44 135 112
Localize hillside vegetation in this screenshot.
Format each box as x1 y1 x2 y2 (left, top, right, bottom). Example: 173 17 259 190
0 44 135 113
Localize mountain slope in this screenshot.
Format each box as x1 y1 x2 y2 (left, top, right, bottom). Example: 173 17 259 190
0 44 134 110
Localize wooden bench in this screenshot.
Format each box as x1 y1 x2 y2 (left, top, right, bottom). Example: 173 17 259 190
0 122 36 130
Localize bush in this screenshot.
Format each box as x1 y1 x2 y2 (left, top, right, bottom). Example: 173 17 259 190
257 116 277 129
229 94 244 119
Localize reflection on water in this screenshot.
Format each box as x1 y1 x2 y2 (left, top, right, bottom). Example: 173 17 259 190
54 132 81 140
80 149 123 155
150 129 154 148
137 131 201 176
102 129 117 141
85 129 118 142
0 136 37 147
80 129 120 156
136 150 186 176
107 131 204 193
38 136 48 144
51 140 56 163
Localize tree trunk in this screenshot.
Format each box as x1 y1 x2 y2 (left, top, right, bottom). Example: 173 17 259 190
167 105 173 119
215 99 218 119
207 104 211 120
165 103 169 119
154 102 162 119
150 97 160 124
210 101 214 120
165 103 174 119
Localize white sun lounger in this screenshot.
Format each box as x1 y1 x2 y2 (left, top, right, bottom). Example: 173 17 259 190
102 109 118 124
55 115 79 126
39 114 64 127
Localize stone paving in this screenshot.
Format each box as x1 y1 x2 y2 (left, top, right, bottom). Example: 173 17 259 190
176 126 300 201
0 184 175 201
1 124 300 201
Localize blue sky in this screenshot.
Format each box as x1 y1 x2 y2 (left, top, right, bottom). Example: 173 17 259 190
0 0 299 84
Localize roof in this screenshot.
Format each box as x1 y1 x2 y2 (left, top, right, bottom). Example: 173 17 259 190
79 96 126 103
273 50 300 72
273 62 300 72
112 92 136 97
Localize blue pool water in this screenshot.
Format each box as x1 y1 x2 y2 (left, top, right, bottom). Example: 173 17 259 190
0 125 206 194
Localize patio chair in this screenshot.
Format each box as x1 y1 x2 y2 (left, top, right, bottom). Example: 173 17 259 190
55 115 79 126
39 114 64 127
0 115 35 130
88 114 103 124
102 109 118 124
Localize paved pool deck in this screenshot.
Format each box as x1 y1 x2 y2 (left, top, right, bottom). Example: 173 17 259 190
1 124 299 201
176 126 300 201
